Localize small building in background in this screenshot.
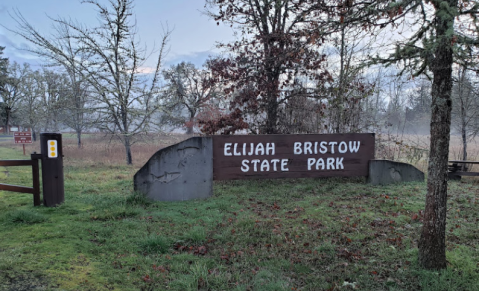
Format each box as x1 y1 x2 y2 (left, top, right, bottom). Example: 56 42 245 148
0 124 31 134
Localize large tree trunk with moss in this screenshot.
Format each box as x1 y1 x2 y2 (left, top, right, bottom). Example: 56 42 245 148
418 0 456 269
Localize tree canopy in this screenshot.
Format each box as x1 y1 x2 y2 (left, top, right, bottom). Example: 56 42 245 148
203 0 331 134
0 47 8 95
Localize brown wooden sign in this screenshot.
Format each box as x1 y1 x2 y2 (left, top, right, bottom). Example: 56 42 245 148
213 133 375 180
14 132 32 144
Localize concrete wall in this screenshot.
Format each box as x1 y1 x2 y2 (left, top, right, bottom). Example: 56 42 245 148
134 137 213 201
368 159 424 185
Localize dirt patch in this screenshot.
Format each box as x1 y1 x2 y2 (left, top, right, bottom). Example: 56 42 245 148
0 271 50 291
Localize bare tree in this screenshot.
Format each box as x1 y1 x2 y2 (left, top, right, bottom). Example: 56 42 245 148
75 0 170 164
406 78 432 133
451 66 479 164
0 62 30 134
162 62 222 134
9 17 99 147
325 20 374 133
17 69 45 141
361 68 388 133
39 69 70 132
9 0 171 164
385 75 408 132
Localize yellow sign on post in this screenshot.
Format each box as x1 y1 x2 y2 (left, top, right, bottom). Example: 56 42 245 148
48 140 58 158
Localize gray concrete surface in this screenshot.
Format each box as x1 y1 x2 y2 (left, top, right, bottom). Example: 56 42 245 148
368 159 424 185
134 137 213 201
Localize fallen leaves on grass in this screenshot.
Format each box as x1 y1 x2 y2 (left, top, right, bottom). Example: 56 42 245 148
173 243 208 256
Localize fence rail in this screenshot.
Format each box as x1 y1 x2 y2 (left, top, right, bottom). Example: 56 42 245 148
0 155 41 206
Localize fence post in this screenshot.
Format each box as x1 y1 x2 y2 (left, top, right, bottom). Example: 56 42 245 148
40 133 64 207
31 153 41 206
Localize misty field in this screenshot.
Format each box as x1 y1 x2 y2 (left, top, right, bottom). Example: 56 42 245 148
0 133 479 290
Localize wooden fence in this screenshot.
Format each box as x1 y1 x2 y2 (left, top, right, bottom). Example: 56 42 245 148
0 154 41 206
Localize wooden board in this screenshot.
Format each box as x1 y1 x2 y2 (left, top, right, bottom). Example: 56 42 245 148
213 133 375 180
449 172 479 176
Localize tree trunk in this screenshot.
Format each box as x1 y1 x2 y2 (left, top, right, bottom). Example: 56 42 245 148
462 108 467 166
462 129 467 171
186 123 194 135
265 74 279 134
5 107 11 135
265 95 278 134
124 136 133 165
77 130 82 149
459 69 467 169
335 24 346 134
418 1 456 269
186 111 195 135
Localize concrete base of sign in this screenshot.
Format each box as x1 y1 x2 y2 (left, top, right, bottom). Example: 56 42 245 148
134 137 213 201
368 159 424 185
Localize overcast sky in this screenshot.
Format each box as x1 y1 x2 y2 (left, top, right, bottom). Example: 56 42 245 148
0 0 235 69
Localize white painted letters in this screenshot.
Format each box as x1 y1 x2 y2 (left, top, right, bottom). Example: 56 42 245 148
224 139 364 174
327 157 335 169
336 157 344 169
233 143 241 156
316 158 325 170
255 143 265 155
349 141 360 153
248 143 254 155
271 159 280 171
304 142 313 154
266 143 275 155
227 142 277 156
224 143 232 156
338 142 347 153
238 158 288 173
260 160 270 171
241 160 249 172
294 142 302 154
320 142 327 154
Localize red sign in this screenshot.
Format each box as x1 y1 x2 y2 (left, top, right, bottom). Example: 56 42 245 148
14 132 33 144
213 133 375 180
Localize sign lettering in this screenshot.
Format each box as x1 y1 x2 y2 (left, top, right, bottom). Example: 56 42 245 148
213 134 375 180
14 132 33 144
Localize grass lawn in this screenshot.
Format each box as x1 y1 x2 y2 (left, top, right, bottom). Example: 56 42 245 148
0 143 478 290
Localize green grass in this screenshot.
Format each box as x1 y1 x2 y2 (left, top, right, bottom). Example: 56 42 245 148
1 145 479 290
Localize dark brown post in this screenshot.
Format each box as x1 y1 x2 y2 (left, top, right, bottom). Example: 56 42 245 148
40 133 64 207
